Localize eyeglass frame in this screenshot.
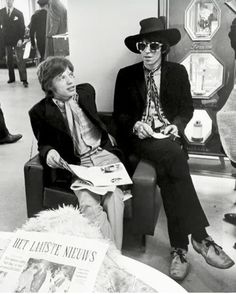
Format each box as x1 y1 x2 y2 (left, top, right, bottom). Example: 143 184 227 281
136 41 163 52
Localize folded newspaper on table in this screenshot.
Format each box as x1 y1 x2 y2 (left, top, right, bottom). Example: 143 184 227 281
69 162 133 195
0 230 109 292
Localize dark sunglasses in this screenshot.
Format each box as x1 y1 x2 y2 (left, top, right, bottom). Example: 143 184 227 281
136 42 162 52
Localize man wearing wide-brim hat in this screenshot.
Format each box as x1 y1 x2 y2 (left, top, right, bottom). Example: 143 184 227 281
113 16 234 281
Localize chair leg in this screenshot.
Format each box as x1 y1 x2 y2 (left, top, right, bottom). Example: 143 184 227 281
141 234 146 252
219 156 226 168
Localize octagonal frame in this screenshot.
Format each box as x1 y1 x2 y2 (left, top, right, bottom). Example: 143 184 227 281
185 0 221 41
181 50 225 99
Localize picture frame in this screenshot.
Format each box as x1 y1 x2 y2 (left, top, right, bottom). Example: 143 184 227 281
181 51 224 99
185 0 221 41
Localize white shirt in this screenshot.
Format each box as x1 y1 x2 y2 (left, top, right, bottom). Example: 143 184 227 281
6 6 13 17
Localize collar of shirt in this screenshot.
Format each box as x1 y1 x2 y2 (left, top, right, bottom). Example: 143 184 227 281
144 64 161 76
53 93 79 112
6 7 13 16
144 65 161 89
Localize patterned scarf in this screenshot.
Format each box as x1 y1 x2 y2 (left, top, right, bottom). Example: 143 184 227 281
141 66 169 131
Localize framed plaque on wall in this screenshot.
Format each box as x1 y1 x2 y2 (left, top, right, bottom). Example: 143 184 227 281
164 0 235 156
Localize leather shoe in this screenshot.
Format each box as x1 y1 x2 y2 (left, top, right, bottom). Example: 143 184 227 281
23 81 28 88
7 80 15 83
191 236 235 269
169 248 189 281
224 213 236 225
0 134 22 144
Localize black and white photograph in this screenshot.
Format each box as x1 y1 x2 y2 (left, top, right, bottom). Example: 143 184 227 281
0 0 236 293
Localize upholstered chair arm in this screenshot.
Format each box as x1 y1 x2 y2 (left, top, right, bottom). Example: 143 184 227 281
131 159 160 236
24 154 44 218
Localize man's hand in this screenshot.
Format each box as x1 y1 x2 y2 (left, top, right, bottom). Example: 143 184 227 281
16 40 23 47
46 149 68 169
134 121 153 139
162 124 179 136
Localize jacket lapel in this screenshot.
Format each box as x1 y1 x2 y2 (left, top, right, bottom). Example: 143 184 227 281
45 98 71 135
160 62 168 100
134 62 146 103
8 8 15 20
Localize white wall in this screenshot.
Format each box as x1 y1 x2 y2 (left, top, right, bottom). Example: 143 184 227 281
67 0 158 111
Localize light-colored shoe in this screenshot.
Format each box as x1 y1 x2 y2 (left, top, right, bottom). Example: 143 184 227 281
191 236 235 269
169 248 189 281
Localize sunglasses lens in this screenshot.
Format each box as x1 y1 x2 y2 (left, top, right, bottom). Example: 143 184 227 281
150 43 161 51
137 42 162 52
137 42 146 51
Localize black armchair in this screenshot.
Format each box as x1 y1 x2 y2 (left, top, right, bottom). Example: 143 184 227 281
24 112 162 245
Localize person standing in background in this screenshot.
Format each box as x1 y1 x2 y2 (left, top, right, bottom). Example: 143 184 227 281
0 0 28 87
0 105 22 144
217 17 236 227
30 0 48 62
45 0 67 58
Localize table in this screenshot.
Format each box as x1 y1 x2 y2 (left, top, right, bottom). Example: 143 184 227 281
117 255 186 293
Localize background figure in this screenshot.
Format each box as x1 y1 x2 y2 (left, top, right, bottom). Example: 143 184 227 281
0 0 28 87
45 0 67 58
0 105 22 144
30 0 48 62
217 17 236 227
15 262 39 293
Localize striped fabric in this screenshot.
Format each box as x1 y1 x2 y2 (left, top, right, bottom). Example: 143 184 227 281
142 67 170 131
65 97 102 156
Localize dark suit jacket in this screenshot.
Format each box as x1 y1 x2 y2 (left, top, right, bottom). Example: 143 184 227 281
30 9 47 54
113 61 193 141
0 7 25 46
29 83 122 166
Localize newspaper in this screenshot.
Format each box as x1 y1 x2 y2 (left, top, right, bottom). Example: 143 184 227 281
70 180 116 195
68 162 132 196
0 232 13 259
0 230 109 293
151 132 169 139
68 162 132 187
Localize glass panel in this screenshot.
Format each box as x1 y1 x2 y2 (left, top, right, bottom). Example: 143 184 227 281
181 52 224 99
185 0 221 41
184 109 212 144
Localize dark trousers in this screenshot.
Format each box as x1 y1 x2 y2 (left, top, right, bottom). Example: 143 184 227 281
131 137 209 248
36 38 45 62
0 107 9 139
5 45 27 82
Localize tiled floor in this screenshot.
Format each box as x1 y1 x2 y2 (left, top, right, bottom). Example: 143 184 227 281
0 67 236 292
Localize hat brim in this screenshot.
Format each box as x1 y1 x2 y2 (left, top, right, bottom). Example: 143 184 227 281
124 28 181 54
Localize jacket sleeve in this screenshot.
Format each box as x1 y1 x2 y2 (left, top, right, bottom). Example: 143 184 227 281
29 108 54 164
29 15 36 47
172 64 194 134
18 11 25 42
113 69 138 138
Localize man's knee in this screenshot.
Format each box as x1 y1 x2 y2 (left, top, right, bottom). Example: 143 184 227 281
74 189 101 207
103 189 124 210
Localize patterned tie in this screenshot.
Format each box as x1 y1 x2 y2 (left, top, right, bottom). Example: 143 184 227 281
142 67 169 131
7 9 10 17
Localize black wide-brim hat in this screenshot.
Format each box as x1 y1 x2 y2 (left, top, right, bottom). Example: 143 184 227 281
125 16 181 54
37 0 49 6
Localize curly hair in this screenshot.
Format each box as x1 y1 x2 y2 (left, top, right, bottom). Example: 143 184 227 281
37 56 74 95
